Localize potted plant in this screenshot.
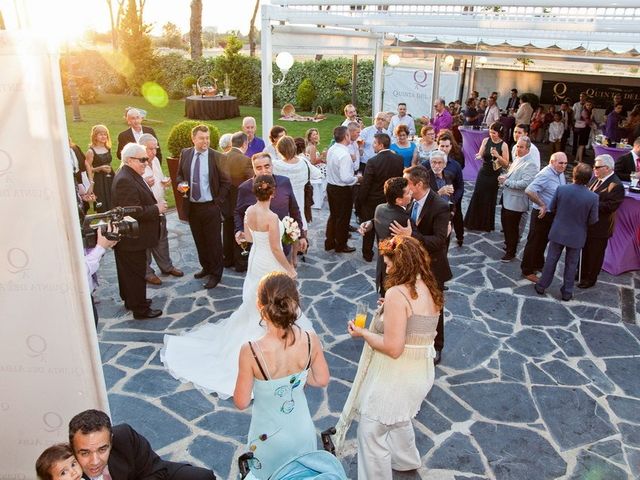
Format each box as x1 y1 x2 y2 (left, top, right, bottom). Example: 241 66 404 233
167 120 221 221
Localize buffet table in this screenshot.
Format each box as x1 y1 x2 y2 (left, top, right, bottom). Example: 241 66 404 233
459 126 489 181
185 95 240 120
602 189 640 275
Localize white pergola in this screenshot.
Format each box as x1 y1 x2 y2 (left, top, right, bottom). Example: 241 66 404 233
260 0 640 137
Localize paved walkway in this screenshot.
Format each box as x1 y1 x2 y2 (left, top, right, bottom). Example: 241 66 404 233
94 186 640 479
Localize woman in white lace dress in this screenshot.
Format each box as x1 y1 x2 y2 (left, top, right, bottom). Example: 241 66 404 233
335 235 444 479
273 136 322 266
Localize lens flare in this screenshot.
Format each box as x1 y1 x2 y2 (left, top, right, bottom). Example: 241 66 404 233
142 82 169 108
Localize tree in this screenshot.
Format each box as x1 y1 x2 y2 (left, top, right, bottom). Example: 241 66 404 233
106 0 125 50
190 0 203 60
248 0 260 57
118 0 154 93
160 22 183 49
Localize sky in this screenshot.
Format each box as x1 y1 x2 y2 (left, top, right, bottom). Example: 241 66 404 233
9 0 263 41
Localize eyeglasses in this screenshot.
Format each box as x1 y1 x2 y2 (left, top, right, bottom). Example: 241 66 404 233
131 157 149 164
594 165 607 169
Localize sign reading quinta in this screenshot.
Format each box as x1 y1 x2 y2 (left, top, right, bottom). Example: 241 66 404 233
540 80 640 109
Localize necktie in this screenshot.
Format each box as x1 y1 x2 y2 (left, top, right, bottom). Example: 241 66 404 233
192 152 201 201
591 180 602 191
482 108 489 124
377 128 382 134
411 201 419 223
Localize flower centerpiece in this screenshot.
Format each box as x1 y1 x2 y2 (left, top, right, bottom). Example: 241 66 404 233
281 216 301 245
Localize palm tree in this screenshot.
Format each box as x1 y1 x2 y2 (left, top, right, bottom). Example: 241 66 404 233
190 0 203 60
249 0 260 57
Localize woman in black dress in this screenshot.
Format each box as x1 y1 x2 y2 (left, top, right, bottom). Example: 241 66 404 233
463 121 509 232
85 125 114 213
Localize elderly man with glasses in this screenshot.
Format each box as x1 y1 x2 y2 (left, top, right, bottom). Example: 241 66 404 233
111 142 167 319
520 152 568 282
578 154 625 289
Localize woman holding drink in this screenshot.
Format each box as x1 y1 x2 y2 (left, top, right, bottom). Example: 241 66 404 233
463 121 509 232
335 235 443 479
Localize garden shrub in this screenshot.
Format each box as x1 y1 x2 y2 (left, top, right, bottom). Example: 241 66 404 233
167 120 221 157
296 78 316 111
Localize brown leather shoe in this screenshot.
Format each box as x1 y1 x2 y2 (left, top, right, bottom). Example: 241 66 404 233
163 267 184 277
524 274 539 283
146 274 162 285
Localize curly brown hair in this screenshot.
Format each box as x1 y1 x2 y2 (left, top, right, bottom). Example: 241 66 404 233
252 174 275 201
257 272 301 346
379 235 444 310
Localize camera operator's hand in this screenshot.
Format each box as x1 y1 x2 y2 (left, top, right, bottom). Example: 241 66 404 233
158 201 168 214
97 227 118 249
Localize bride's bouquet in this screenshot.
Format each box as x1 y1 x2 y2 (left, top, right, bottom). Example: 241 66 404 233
281 216 301 245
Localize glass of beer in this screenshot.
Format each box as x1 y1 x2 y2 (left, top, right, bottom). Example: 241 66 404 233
354 302 367 328
177 181 190 198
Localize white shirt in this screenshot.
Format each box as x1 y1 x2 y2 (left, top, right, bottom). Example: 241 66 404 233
348 140 361 170
326 143 358 186
481 104 500 125
342 118 357 127
131 127 144 143
143 156 166 202
512 143 540 170
85 245 106 292
388 114 416 141
548 121 565 142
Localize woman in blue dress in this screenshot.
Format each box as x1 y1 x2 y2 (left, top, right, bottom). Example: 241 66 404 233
390 124 417 168
234 272 330 479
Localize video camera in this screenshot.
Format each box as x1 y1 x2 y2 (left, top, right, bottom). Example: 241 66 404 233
81 206 140 249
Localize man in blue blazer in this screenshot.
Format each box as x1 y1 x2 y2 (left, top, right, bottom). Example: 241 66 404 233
234 152 306 263
535 163 599 301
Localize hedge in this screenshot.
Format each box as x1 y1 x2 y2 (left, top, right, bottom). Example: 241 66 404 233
60 51 374 115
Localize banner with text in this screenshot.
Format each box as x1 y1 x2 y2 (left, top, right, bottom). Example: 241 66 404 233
382 67 460 119
0 32 109 477
540 80 640 110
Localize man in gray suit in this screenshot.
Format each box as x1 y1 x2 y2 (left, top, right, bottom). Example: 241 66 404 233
535 163 599 301
499 136 538 262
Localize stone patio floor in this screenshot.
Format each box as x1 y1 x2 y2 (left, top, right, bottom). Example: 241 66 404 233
93 184 640 479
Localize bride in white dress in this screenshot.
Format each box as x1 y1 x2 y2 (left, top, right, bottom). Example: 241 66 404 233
162 175 313 399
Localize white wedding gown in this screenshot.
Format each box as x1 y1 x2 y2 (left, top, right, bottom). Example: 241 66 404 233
161 223 313 399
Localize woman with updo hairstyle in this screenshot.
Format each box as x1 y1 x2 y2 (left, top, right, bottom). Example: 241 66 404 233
252 173 276 201
336 235 442 479
234 272 329 479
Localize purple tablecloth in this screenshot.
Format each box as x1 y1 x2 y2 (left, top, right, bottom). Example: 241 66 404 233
602 190 640 275
592 143 632 162
460 127 489 181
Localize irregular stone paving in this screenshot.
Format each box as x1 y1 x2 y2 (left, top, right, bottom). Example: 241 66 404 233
94 183 640 479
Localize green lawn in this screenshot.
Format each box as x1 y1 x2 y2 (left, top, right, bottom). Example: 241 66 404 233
65 94 345 207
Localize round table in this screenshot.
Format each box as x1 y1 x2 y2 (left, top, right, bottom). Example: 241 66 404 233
602 189 640 275
459 126 489 181
592 143 632 162
185 95 240 120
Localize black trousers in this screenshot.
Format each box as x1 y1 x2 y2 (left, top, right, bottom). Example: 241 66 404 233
360 201 377 257
561 128 570 153
222 213 242 269
501 206 524 257
326 183 353 250
188 202 223 279
452 199 464 242
114 247 148 314
579 236 609 284
167 462 216 480
521 210 554 275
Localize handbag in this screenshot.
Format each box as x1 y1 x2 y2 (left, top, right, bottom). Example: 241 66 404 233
304 160 314 223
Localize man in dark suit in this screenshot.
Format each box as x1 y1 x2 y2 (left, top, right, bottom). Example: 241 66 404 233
111 143 165 319
505 88 520 113
559 101 575 153
357 133 404 262
234 152 307 257
219 132 254 271
370 177 411 294
116 108 162 163
390 165 452 364
176 124 231 289
614 137 639 182
578 154 625 288
70 409 215 480
535 162 599 301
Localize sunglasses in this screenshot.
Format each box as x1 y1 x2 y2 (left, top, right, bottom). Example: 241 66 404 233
131 156 149 164
594 165 607 169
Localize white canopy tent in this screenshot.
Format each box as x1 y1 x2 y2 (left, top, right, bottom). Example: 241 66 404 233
260 0 640 137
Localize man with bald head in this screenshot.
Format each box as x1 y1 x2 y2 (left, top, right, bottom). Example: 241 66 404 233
111 143 166 319
242 116 265 157
116 108 162 163
520 152 568 282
